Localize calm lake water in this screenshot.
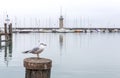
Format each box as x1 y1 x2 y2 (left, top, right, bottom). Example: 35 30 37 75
0 33 120 78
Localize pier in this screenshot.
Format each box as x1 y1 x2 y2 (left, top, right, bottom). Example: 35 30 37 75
11 27 120 33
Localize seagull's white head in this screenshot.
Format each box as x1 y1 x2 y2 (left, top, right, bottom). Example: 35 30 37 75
39 43 47 48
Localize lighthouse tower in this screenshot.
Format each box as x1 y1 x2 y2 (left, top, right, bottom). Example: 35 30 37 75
59 15 64 29
5 14 10 24
5 14 11 28
59 7 64 29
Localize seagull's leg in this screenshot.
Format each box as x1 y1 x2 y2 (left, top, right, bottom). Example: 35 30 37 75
37 54 39 58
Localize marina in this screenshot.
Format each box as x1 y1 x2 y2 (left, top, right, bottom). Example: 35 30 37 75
1 15 120 33
0 13 120 78
0 0 120 77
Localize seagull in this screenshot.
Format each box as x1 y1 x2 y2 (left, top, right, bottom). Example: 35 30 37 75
22 43 47 58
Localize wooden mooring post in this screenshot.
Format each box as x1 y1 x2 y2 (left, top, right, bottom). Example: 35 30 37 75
8 23 12 40
24 57 52 78
8 23 12 35
4 23 8 40
1 23 12 41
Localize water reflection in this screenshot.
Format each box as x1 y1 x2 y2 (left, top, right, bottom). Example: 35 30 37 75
59 34 63 51
1 33 120 78
0 41 12 66
59 33 67 57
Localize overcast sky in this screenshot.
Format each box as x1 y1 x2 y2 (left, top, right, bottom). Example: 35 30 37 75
0 0 120 27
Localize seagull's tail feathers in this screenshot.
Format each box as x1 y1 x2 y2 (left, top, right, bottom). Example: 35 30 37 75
22 50 30 53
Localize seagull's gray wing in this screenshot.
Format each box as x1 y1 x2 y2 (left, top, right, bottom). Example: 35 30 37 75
29 47 39 53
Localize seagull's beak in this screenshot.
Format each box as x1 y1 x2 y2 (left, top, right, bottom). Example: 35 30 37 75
44 44 47 46
40 43 47 46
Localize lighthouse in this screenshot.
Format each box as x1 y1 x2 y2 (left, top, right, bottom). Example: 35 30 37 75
5 14 10 24
59 15 64 29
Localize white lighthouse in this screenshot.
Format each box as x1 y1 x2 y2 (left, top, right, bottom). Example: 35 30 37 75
5 14 10 24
